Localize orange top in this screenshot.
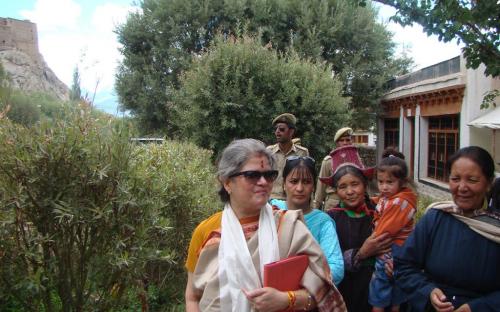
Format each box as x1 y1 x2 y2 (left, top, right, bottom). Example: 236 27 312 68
185 211 260 272
372 187 417 246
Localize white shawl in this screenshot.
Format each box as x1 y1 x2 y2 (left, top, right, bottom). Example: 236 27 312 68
218 202 280 312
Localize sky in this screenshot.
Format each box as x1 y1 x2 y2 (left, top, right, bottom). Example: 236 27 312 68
3 0 462 115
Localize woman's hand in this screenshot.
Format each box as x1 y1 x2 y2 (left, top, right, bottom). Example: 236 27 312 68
243 287 289 312
185 272 201 312
429 288 454 312
358 232 392 259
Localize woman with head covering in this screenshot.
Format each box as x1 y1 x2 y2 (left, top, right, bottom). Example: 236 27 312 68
320 146 392 311
185 139 346 312
269 155 344 285
394 146 500 312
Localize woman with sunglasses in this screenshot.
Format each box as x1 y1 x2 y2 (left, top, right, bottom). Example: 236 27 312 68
270 156 344 286
185 139 345 312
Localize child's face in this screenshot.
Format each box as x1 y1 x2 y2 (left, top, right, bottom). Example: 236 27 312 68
377 171 402 198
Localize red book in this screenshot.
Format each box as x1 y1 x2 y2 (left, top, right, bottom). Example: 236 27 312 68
263 254 308 291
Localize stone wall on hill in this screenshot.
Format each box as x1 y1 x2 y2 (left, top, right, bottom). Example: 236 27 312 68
0 17 69 100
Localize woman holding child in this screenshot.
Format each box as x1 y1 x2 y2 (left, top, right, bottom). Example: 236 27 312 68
394 146 500 311
185 139 345 312
321 146 397 311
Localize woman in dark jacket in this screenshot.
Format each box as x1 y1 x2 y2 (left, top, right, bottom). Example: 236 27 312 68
325 164 392 311
394 146 500 311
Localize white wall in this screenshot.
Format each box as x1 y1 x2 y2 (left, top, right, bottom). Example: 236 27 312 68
418 116 429 180
402 116 412 161
398 106 404 152
461 55 500 147
368 133 376 146
414 105 421 182
460 55 500 172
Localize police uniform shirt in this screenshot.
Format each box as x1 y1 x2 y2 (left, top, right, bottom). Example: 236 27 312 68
314 154 339 210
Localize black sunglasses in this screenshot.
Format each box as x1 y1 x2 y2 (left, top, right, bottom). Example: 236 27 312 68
229 170 279 183
286 156 316 165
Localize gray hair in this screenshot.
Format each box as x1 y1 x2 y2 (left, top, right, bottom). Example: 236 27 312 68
217 138 276 202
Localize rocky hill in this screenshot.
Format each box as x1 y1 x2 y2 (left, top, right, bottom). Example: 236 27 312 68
0 48 70 101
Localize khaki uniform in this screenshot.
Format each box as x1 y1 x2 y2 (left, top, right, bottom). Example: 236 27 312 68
314 155 339 210
267 143 309 200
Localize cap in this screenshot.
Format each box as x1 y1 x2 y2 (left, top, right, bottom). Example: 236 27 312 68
334 127 353 142
319 145 374 186
272 113 297 128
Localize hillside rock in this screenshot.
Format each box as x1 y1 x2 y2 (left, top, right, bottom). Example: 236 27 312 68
0 48 70 101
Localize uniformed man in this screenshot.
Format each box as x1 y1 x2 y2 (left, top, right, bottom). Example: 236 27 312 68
314 127 355 210
267 113 309 200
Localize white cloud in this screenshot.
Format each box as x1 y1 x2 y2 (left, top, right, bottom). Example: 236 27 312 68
91 3 133 33
25 0 138 100
37 32 86 86
21 0 82 31
77 3 138 92
387 23 462 70
377 3 462 70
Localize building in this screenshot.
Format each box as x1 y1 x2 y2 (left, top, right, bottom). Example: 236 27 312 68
378 54 500 198
352 129 376 147
0 17 40 62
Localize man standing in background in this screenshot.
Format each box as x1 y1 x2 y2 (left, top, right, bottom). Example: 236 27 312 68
314 127 354 210
267 113 309 200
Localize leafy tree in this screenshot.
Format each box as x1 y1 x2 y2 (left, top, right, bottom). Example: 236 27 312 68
116 0 410 133
366 0 500 77
174 35 350 160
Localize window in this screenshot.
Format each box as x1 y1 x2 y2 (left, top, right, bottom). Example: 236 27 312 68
384 118 399 149
353 135 368 144
427 115 459 182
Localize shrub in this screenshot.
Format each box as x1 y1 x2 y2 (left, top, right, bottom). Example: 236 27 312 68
416 194 436 222
0 105 218 311
174 35 350 161
2 92 41 126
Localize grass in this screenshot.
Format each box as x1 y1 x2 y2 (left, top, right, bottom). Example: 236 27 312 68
415 194 437 222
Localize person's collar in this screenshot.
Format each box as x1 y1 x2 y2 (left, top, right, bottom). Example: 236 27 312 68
337 201 373 216
429 199 500 244
278 141 294 154
429 199 487 217
286 201 312 214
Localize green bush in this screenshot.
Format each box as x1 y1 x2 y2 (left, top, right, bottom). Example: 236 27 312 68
2 92 41 126
416 194 436 222
174 35 350 160
0 105 219 311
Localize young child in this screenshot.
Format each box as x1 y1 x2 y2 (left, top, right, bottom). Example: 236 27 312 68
369 149 417 312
